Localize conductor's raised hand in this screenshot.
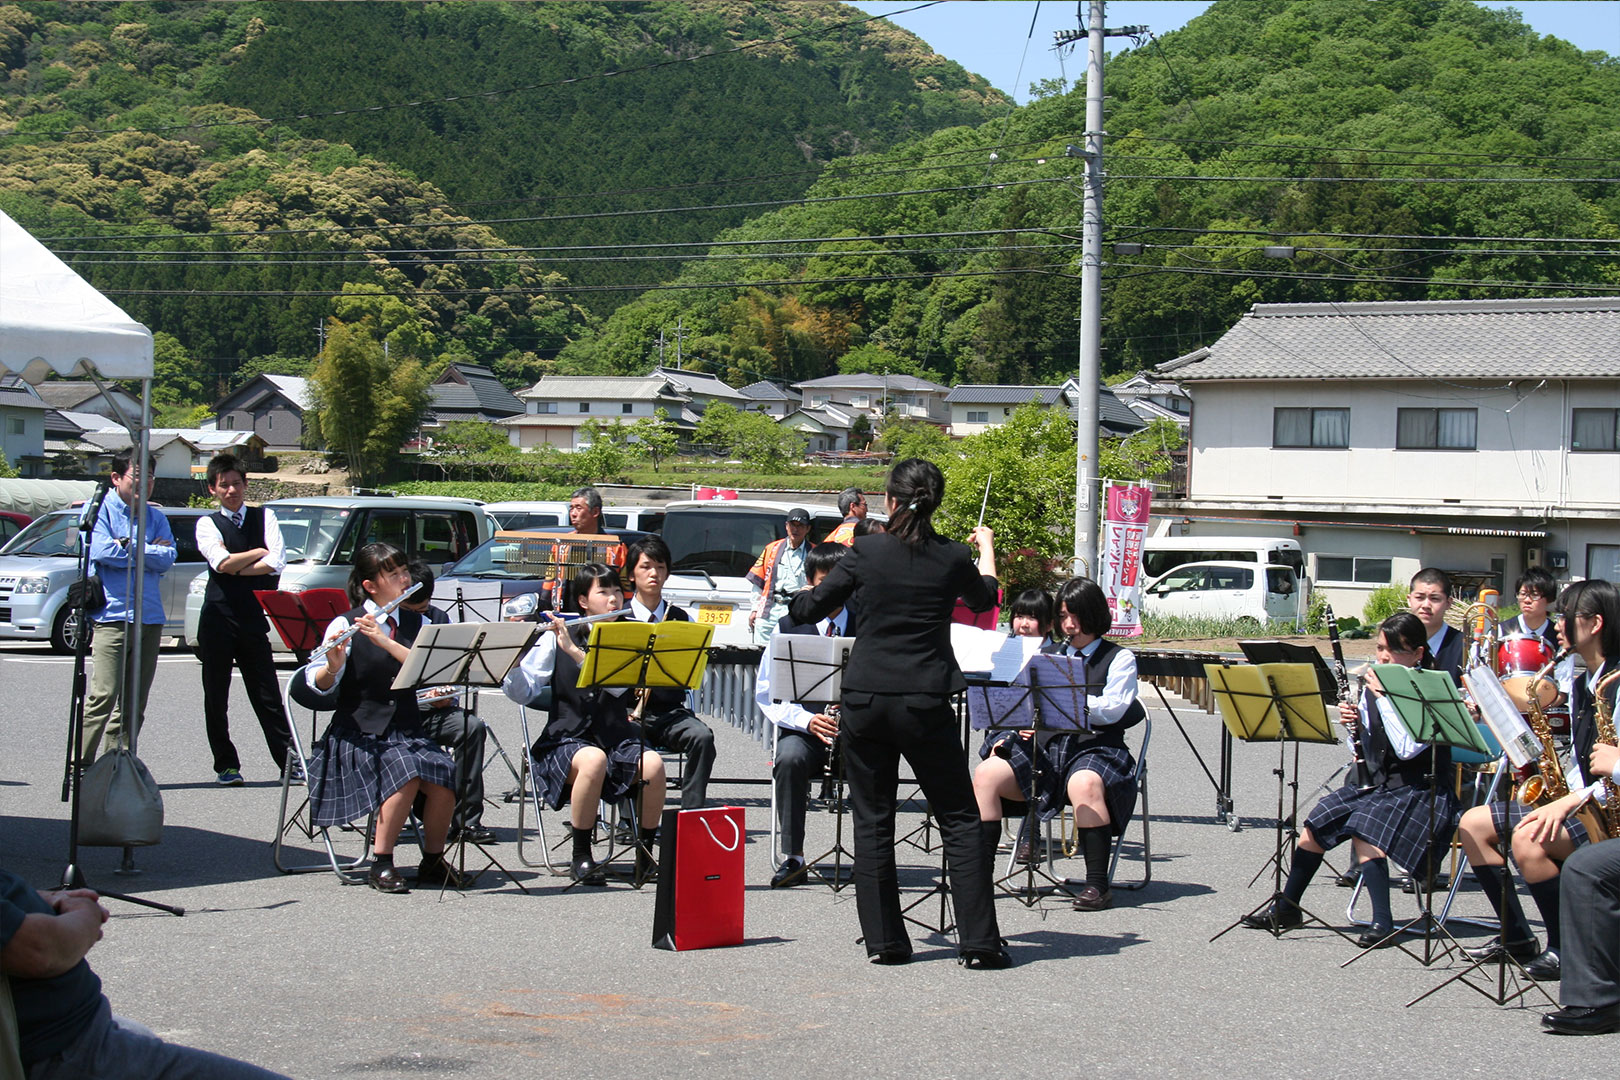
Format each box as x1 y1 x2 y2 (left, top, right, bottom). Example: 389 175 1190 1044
968 525 995 552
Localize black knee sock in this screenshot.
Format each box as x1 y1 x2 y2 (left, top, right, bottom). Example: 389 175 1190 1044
372 851 394 870
1471 864 1533 941
1281 848 1324 904
571 825 594 861
1526 876 1563 952
638 826 658 848
1360 858 1392 929
1078 826 1112 890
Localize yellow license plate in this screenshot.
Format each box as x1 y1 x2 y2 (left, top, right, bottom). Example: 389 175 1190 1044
696 605 732 626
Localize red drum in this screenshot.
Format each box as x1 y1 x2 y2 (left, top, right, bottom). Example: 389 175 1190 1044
1498 633 1558 713
1542 704 1571 739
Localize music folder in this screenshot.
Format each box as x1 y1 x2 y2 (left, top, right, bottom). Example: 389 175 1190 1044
770 634 854 710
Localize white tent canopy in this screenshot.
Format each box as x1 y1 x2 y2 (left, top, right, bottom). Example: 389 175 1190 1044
0 208 154 384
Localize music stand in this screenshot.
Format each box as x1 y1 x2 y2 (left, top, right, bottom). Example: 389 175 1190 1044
1209 662 1353 944
972 653 1089 906
770 634 856 890
392 621 539 892
578 619 715 886
430 580 505 624
1339 665 1489 972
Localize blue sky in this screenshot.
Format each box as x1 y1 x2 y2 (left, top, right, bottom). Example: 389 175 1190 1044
851 1 1620 103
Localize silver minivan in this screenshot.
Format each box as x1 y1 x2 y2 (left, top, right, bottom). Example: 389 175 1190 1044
183 495 495 649
0 505 212 652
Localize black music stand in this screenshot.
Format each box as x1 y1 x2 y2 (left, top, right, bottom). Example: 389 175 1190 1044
1208 662 1352 944
971 653 1089 906
770 634 855 890
578 620 714 887
393 621 538 893
1338 665 1490 973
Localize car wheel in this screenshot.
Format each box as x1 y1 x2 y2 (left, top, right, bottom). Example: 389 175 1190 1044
51 606 90 654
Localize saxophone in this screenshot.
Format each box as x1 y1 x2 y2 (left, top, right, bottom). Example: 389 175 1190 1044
1592 669 1620 840
1516 653 1569 807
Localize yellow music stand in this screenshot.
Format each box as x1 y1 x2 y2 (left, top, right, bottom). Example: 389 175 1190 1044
1209 662 1355 945
578 620 714 694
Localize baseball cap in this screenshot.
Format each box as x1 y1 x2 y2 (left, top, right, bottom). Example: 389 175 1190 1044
786 508 811 524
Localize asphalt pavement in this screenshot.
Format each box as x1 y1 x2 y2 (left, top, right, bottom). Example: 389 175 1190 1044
0 639 1600 1078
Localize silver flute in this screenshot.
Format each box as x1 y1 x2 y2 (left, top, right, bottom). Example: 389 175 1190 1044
309 580 425 665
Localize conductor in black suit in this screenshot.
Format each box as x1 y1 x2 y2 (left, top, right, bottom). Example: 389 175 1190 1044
789 458 1009 969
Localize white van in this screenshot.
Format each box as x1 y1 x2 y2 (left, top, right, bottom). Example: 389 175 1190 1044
1141 535 1305 584
658 499 843 648
1141 561 1305 628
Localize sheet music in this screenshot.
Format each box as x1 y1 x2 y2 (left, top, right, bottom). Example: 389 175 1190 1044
1020 653 1089 730
1464 664 1539 769
390 621 538 690
951 624 1042 683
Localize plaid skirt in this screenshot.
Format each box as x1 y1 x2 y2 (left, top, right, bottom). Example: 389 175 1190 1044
1490 797 1592 849
308 726 456 829
980 731 1137 836
530 736 646 812
1306 782 1460 876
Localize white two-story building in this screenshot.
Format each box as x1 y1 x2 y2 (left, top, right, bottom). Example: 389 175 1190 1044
502 367 746 451
1156 297 1620 613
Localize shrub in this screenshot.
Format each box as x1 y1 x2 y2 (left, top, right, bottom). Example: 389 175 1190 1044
1362 582 1408 627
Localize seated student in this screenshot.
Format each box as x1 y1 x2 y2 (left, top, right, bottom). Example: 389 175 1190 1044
1 868 290 1078
1244 611 1460 947
755 543 854 887
972 577 1144 912
1006 588 1054 643
1461 578 1618 983
503 563 665 884
297 542 459 894
622 536 717 811
401 562 495 846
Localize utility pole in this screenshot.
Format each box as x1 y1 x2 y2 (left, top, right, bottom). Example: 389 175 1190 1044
1055 1 1144 577
654 328 666 366
673 317 688 369
314 319 326 356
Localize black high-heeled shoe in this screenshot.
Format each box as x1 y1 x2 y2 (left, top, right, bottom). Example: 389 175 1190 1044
959 943 1014 970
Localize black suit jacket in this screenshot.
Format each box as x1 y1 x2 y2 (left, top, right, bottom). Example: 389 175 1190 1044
788 531 994 698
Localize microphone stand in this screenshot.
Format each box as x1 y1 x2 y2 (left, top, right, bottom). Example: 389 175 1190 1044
60 479 183 916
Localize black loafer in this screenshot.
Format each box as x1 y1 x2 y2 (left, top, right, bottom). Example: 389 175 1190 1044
571 855 606 885
1355 924 1397 950
867 949 913 965
1240 901 1303 931
452 826 498 846
1071 885 1113 911
770 859 808 888
367 864 409 893
1542 1003 1620 1035
959 947 1014 970
1461 937 1541 963
1525 949 1562 981
416 856 463 888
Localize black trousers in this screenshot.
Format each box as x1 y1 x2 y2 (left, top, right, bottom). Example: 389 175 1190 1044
641 706 715 810
1559 837 1620 1007
840 692 1000 957
198 607 292 774
773 728 830 857
416 705 489 831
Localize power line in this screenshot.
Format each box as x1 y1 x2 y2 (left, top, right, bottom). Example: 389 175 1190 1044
1107 173 1620 185
1109 132 1620 167
0 1 949 143
1103 260 1620 292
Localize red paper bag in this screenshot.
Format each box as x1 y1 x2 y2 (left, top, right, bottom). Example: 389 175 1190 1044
652 806 745 951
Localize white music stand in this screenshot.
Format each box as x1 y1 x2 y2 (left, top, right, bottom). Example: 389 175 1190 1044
430 580 505 624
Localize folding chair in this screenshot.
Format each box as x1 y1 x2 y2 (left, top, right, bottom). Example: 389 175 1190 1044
512 695 651 886
1345 723 1506 931
271 665 374 884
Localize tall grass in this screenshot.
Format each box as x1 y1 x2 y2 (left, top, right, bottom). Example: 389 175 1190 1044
1137 614 1302 641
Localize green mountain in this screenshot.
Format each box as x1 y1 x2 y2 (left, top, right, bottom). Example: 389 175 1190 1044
0 0 1007 395
567 0 1620 387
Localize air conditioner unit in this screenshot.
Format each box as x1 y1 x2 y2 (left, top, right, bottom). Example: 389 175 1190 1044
1526 546 1545 569
1548 549 1570 571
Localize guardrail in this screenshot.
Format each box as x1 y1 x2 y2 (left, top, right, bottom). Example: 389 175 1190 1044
694 645 769 744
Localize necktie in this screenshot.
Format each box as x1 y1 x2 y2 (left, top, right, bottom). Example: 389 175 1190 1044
230 511 244 528
825 621 837 638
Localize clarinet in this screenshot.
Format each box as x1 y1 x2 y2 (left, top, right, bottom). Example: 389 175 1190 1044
818 704 843 801
1326 603 1372 792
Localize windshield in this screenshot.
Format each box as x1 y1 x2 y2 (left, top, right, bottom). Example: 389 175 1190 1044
272 504 354 565
662 509 838 577
0 511 82 557
445 535 557 580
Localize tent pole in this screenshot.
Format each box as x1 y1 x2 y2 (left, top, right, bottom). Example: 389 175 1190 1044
118 379 151 875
